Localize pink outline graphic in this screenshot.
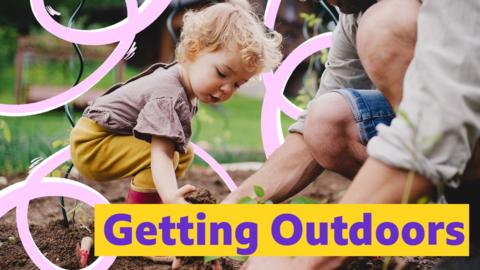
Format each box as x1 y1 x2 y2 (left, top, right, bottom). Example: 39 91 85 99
261 33 332 157
0 0 171 116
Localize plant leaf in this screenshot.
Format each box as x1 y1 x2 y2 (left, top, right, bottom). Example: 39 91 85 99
238 196 257 204
254 185 265 198
204 256 221 263
299 13 309 20
51 140 66 149
51 170 62 178
416 196 430 204
228 256 249 262
290 196 319 204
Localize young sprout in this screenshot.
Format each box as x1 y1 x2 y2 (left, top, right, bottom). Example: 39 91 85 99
238 185 273 204
289 196 320 204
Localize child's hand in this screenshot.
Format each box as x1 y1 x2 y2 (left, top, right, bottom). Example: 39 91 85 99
164 184 196 204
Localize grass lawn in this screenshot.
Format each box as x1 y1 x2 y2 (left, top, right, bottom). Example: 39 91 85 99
0 60 299 175
0 95 296 175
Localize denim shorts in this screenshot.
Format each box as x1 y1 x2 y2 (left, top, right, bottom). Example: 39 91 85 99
333 89 395 145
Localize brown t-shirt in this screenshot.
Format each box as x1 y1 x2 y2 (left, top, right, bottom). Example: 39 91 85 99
83 62 197 154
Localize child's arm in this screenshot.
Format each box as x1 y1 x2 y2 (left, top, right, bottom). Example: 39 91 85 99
151 136 196 204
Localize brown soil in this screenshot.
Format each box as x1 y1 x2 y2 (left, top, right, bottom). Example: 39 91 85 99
0 168 443 269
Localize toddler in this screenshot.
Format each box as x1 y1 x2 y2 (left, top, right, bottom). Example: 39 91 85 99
70 0 282 204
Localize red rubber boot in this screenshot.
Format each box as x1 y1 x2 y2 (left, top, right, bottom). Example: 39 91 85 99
125 182 162 204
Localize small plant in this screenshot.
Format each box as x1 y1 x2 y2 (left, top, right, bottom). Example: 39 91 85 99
204 255 248 264
237 185 273 204
293 13 331 109
289 196 321 204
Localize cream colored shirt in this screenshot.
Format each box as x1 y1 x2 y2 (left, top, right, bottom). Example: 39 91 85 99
367 0 480 187
289 13 374 134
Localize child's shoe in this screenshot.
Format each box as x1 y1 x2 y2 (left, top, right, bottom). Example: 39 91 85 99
125 182 162 204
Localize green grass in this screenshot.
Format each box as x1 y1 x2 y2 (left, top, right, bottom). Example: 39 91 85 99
0 94 297 176
0 60 299 175
193 95 295 150
0 61 140 104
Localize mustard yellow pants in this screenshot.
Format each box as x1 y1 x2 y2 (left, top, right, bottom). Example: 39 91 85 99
70 117 194 192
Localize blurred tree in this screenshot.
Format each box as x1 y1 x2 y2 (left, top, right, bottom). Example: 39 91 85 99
0 0 128 34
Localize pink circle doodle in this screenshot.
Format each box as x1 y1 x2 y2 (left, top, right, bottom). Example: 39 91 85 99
0 145 236 269
0 147 116 269
261 0 332 157
0 0 172 116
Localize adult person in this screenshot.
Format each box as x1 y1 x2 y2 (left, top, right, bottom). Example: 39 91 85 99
222 0 382 205
223 0 419 205
232 0 480 269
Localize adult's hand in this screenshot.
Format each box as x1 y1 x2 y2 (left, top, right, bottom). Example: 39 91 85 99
222 133 323 204
240 256 347 270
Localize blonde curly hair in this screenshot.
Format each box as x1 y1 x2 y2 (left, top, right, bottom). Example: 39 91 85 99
176 0 283 73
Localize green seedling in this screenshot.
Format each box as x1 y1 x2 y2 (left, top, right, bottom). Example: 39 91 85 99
238 185 273 204
289 196 321 204
219 185 274 265
204 256 248 263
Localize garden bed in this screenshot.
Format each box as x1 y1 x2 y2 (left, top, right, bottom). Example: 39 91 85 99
0 168 441 269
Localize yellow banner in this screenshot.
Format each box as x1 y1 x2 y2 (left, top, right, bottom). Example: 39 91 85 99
94 204 468 256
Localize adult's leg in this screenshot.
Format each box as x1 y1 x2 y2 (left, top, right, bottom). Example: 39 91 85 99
357 0 420 108
303 92 368 179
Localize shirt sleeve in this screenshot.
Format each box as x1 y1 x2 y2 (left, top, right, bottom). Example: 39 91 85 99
289 13 374 134
134 97 189 153
367 0 480 188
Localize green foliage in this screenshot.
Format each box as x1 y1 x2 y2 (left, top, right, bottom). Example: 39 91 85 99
238 196 258 204
254 185 265 198
300 13 322 28
289 196 320 204
0 120 12 144
292 12 331 109
228 256 248 262
204 256 248 264
416 196 430 204
0 27 18 70
0 113 72 175
238 185 273 204
204 256 219 263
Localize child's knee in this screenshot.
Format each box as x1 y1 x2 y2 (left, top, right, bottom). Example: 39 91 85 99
133 169 156 190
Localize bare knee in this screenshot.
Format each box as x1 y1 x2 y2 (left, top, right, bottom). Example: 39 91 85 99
304 93 358 171
357 0 420 107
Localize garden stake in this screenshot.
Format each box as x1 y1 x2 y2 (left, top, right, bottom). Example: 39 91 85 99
79 236 93 268
59 0 86 228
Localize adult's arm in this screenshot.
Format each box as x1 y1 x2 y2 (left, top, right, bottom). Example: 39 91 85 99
223 13 373 204
222 133 323 203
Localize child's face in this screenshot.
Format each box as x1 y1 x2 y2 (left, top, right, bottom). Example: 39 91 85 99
181 48 256 104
